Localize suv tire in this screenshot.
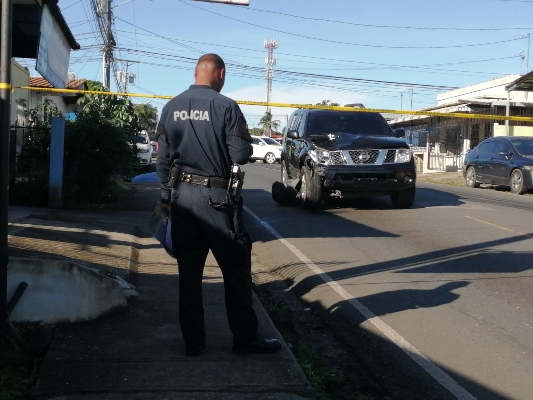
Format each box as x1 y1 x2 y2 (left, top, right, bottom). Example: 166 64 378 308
300 166 322 209
390 185 415 209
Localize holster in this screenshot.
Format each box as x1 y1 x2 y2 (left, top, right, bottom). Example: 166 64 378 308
167 162 182 189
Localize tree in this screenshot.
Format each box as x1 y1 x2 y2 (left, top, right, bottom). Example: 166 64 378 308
249 127 263 136
316 100 340 107
258 111 280 137
134 102 158 135
77 80 139 133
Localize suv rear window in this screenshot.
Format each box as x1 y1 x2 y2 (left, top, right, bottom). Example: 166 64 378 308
307 112 392 136
131 135 148 144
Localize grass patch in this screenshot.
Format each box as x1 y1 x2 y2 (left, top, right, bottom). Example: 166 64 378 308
290 341 342 396
255 282 377 400
0 364 38 400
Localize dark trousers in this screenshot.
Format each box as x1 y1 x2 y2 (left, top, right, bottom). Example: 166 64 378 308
171 182 259 347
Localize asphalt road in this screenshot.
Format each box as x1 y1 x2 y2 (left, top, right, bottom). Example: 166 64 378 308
242 162 533 400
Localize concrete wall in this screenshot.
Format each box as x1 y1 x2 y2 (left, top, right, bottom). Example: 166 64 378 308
494 124 533 137
28 91 69 116
11 60 30 126
7 258 127 324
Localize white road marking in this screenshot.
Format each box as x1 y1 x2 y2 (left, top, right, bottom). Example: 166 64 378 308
245 205 477 400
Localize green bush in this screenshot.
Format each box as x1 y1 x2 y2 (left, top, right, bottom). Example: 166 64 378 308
10 93 140 208
63 108 138 206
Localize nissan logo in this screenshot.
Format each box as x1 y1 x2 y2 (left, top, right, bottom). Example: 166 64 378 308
358 152 370 162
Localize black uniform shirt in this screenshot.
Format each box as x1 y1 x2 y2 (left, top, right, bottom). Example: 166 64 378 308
156 85 253 201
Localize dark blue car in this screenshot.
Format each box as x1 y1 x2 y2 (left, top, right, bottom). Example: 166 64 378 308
463 136 533 194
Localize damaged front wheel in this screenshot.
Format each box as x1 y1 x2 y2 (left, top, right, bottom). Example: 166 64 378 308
300 166 322 209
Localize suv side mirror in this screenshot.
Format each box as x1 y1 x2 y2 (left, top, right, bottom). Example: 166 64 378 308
393 128 406 138
287 130 299 139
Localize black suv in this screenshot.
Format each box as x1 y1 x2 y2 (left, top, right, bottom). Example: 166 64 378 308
274 109 416 209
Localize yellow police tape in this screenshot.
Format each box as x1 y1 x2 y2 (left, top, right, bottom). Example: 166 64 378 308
19 86 533 122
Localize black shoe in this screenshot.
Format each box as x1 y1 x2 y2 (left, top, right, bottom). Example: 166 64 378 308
232 337 282 355
185 344 205 357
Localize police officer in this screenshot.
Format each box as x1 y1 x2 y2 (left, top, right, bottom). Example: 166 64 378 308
156 54 282 357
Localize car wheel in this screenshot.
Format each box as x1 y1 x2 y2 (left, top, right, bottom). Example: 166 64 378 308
300 166 322 209
264 152 276 164
510 169 528 194
465 166 480 188
390 185 416 209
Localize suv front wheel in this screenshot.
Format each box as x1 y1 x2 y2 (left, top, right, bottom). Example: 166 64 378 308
300 166 322 209
390 186 416 209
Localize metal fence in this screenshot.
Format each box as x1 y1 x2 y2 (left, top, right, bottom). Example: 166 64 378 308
9 125 50 205
428 153 464 172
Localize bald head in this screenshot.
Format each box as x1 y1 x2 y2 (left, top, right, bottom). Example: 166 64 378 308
194 54 226 92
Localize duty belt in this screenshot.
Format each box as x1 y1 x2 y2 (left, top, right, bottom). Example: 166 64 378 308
180 172 229 189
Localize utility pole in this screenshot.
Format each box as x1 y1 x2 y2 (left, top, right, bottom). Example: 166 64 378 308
0 0 13 357
115 59 138 93
409 89 414 110
264 39 278 137
98 0 115 89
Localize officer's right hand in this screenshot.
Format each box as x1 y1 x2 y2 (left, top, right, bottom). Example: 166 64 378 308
159 200 171 221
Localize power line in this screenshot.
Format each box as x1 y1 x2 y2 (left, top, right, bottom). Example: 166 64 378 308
177 0 525 50
241 7 533 31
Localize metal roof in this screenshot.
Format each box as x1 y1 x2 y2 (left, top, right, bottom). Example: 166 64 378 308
506 70 533 92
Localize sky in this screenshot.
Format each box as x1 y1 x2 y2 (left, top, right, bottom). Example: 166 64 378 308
16 0 533 129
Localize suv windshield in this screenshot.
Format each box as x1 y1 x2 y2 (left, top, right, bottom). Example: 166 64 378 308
131 135 148 144
307 112 393 136
262 137 280 145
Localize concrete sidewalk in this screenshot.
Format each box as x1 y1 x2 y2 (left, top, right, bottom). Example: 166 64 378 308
7 181 312 399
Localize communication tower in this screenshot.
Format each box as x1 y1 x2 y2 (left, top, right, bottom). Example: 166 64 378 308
264 39 279 113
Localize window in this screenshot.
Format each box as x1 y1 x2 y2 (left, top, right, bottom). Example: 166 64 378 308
131 135 148 144
477 140 493 154
493 141 510 155
290 114 302 131
440 126 460 154
483 123 492 139
470 124 480 149
307 112 392 136
511 139 533 156
252 137 261 145
262 137 279 145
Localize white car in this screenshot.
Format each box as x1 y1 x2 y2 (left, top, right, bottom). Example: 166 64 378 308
131 134 154 172
250 136 282 164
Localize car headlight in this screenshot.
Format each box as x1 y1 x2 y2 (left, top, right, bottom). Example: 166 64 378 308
139 149 150 154
309 149 331 164
523 165 533 171
394 149 411 163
